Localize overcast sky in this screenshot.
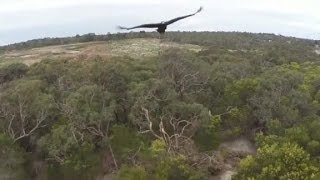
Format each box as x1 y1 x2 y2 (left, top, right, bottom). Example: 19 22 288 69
0 0 320 45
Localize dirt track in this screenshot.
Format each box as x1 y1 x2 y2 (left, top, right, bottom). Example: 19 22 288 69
211 138 256 180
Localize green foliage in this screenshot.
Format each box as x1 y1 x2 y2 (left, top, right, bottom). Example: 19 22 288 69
62 143 100 178
65 84 115 130
194 114 221 151
154 155 207 180
38 123 78 162
39 122 101 179
266 119 284 135
149 139 167 157
0 134 27 180
117 165 147 180
0 63 28 84
262 116 320 157
45 142 100 180
285 126 310 147
306 140 320 156
222 107 251 137
116 139 207 180
1 32 320 179
235 142 319 180
0 79 56 144
111 125 144 161
224 78 260 106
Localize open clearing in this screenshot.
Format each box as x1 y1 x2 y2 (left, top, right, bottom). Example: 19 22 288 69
0 38 202 67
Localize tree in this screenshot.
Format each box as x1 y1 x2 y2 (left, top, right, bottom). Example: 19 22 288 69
117 165 147 180
159 49 209 100
0 134 27 179
38 123 101 180
63 85 115 138
110 125 144 165
235 142 319 180
137 102 210 155
0 80 55 142
0 63 28 84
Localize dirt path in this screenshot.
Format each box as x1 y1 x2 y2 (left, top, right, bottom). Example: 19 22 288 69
211 137 256 180
220 137 256 155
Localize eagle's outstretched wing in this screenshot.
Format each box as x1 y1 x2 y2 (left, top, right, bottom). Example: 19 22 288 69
118 23 162 30
164 7 203 25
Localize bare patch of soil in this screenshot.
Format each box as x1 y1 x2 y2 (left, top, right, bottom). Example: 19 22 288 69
211 137 256 180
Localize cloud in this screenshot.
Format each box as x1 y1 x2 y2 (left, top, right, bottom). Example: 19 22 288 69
1 0 161 12
0 0 319 45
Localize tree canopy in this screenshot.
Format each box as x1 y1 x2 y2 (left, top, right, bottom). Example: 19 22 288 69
0 31 320 179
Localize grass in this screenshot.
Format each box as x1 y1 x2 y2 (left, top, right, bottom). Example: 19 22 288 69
0 38 202 66
106 38 201 58
0 58 22 68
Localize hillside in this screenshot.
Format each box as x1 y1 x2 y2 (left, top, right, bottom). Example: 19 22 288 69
1 32 320 180
0 38 201 67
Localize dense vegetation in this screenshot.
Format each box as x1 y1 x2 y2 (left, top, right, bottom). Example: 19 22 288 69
1 32 320 179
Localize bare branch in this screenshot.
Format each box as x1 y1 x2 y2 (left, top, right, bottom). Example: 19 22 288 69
140 107 162 139
13 109 48 142
128 144 143 165
108 143 118 170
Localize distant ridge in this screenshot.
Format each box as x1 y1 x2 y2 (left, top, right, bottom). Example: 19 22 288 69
0 31 317 53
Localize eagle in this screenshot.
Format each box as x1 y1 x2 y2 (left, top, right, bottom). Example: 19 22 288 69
118 7 203 34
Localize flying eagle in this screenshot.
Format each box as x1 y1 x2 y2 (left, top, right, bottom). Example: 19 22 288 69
118 7 203 34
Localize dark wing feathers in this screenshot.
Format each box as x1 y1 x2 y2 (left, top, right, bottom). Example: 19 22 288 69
117 7 203 31
164 7 203 25
164 14 195 25
118 23 162 30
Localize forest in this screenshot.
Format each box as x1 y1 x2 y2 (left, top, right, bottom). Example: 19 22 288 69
1 31 320 179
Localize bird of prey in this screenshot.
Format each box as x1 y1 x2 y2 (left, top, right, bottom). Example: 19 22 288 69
118 7 203 34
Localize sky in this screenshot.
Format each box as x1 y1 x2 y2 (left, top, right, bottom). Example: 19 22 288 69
0 0 320 45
